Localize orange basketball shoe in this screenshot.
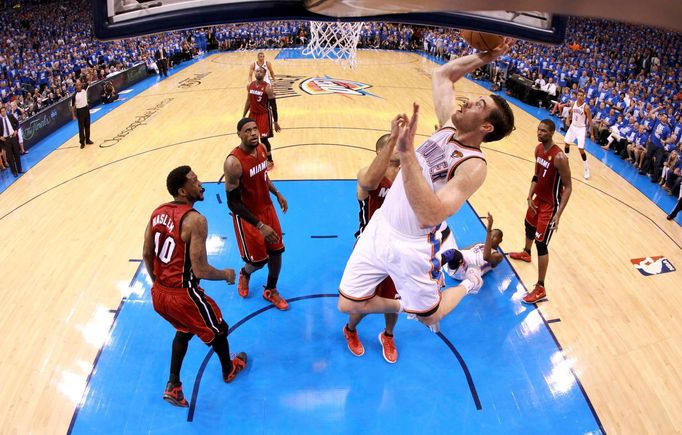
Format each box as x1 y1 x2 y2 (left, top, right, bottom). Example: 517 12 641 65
263 288 289 310
510 250 532 263
378 332 397 364
523 283 547 304
237 269 249 298
343 325 364 356
224 352 248 383
163 382 189 407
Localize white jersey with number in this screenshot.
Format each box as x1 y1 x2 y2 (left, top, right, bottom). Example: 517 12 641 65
255 60 272 85
380 127 486 236
571 102 587 128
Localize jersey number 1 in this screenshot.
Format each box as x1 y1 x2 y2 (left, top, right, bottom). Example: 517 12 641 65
154 232 176 264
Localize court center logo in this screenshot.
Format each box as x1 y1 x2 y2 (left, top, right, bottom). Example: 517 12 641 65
631 256 676 276
300 76 379 97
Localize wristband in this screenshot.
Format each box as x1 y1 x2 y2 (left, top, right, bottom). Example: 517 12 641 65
257 222 265 230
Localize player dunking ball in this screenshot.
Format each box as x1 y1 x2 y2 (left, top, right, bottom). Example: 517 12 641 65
338 43 516 326
509 119 573 303
344 116 403 363
224 118 289 310
244 67 280 169
563 89 594 179
143 166 247 408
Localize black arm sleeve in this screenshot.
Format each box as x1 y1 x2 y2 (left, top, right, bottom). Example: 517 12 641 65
270 98 278 122
227 187 260 227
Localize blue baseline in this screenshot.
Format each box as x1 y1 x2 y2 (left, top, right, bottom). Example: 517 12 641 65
69 180 602 435
0 53 211 194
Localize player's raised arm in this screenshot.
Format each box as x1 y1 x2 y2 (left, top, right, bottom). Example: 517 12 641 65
432 39 514 127
397 103 487 227
357 114 404 194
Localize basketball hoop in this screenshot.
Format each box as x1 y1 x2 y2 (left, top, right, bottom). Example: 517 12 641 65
303 21 363 69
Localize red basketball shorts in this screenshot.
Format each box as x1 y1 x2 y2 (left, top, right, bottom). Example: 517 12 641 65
525 198 558 244
232 203 284 263
151 283 225 344
251 110 273 138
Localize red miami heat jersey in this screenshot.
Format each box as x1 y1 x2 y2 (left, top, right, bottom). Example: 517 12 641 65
229 144 272 213
356 176 392 237
247 80 270 114
149 202 198 289
534 143 564 205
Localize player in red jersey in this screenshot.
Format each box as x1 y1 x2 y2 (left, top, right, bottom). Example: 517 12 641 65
509 120 573 303
143 166 247 408
343 115 404 363
224 118 289 310
243 67 280 169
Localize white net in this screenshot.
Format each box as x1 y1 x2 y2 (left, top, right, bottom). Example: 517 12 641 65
303 21 363 69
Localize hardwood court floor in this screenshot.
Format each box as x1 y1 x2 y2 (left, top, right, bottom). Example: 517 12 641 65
0 50 680 434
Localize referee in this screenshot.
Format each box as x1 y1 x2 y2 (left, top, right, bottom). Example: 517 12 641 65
71 79 93 149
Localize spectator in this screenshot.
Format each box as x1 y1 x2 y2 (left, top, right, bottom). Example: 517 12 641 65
101 81 118 104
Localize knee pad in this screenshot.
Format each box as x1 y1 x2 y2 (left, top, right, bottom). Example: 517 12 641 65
524 220 536 240
535 240 549 256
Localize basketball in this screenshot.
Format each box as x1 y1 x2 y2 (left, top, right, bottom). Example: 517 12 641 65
460 30 504 51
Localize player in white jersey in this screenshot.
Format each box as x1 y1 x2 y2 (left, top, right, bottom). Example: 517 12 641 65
563 89 595 179
248 52 275 85
442 213 504 280
338 43 516 327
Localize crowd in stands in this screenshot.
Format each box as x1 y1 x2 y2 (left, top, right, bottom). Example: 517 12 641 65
0 0 205 124
0 2 680 207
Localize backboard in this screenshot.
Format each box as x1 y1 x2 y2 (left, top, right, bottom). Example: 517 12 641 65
93 0 567 42
93 0 682 42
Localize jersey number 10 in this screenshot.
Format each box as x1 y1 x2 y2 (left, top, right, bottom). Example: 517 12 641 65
154 232 176 264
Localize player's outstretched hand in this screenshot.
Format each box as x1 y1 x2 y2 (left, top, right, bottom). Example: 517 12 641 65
259 223 280 244
274 121 281 133
486 212 494 231
390 113 408 139
396 103 420 153
224 268 236 285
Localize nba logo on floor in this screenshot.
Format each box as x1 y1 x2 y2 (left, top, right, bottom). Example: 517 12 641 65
630 256 676 276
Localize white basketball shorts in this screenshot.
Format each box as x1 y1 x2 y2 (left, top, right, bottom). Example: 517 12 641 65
564 125 587 149
339 209 446 315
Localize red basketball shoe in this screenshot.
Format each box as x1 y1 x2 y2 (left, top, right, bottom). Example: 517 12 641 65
163 382 189 407
343 325 364 356
523 284 547 304
510 250 532 263
237 269 249 298
263 288 288 310
224 352 248 383
378 332 397 363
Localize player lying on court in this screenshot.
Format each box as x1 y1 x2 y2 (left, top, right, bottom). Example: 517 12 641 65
338 42 516 326
441 213 504 280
